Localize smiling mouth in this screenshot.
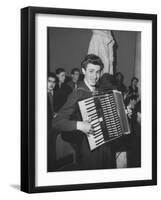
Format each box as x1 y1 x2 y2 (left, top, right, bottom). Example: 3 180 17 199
91 80 97 83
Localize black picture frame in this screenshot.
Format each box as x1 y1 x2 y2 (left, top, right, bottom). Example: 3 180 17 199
21 6 157 193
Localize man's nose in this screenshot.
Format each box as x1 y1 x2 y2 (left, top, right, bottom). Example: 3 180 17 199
93 73 97 78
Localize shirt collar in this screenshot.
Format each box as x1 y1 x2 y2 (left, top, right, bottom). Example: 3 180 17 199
84 79 95 92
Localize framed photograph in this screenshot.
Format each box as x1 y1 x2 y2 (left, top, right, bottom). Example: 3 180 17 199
21 6 157 193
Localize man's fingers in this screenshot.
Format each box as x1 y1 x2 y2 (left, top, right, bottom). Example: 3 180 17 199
88 127 94 135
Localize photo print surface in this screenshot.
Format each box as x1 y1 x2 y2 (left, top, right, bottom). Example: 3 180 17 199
47 27 141 172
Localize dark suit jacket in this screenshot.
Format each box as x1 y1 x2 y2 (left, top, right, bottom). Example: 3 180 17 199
54 83 72 112
67 80 81 91
47 92 54 130
53 81 114 170
47 92 57 171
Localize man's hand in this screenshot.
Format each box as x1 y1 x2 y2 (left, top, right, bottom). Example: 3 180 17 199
126 105 133 119
76 121 94 136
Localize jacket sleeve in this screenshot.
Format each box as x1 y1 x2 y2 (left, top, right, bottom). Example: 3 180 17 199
52 89 80 131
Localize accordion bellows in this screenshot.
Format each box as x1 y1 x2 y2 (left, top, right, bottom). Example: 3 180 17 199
78 90 130 151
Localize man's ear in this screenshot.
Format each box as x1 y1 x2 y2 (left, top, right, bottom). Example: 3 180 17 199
82 68 85 75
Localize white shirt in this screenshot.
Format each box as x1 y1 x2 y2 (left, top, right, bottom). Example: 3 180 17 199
84 79 96 92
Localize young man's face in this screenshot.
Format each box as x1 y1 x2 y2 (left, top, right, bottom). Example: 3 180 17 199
82 63 101 87
72 71 80 83
48 77 56 91
57 72 66 84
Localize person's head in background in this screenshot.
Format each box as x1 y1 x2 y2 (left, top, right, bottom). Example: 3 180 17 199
56 68 66 87
81 54 104 87
71 68 80 83
115 72 124 83
131 77 139 88
47 72 57 92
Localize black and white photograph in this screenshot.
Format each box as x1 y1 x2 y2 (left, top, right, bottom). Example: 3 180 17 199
47 27 141 172
20 6 157 193
0 0 160 198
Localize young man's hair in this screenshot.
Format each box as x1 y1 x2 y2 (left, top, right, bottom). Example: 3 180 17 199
56 68 65 75
71 68 80 75
81 54 104 70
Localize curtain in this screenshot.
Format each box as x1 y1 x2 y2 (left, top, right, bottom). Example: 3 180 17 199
88 30 115 74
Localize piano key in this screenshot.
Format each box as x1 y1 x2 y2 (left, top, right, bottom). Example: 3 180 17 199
86 107 97 113
85 100 94 106
94 125 101 131
94 133 103 139
84 97 94 103
95 138 104 145
95 140 105 147
92 122 100 127
85 102 95 109
87 109 97 115
88 110 97 116
88 112 97 118
94 130 102 135
91 116 98 121
91 118 99 124
94 133 103 140
95 135 104 142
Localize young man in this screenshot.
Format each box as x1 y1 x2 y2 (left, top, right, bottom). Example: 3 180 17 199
67 68 80 90
52 54 114 170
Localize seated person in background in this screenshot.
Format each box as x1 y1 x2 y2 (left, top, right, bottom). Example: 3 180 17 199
52 54 115 170
125 95 137 119
124 95 141 167
126 96 141 133
54 68 72 112
126 77 139 100
114 72 127 96
67 68 81 90
47 72 58 171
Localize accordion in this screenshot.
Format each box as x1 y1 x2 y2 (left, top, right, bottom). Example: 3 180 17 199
78 90 130 151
